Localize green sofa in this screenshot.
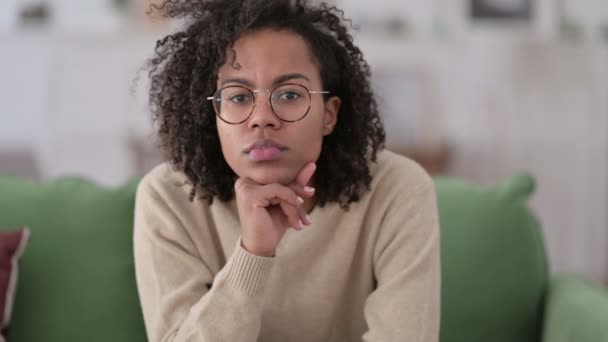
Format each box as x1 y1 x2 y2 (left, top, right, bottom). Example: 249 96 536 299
0 172 606 342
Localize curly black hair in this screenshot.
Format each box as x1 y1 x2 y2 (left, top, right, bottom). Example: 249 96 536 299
146 0 385 208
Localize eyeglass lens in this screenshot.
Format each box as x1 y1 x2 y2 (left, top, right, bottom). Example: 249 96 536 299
212 84 312 124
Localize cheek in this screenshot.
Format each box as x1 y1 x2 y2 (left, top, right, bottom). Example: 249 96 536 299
293 114 326 159
216 125 239 165
216 125 228 152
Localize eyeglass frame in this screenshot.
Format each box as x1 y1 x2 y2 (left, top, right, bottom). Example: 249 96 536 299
206 82 330 125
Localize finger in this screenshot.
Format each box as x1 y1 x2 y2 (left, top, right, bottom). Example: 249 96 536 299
257 183 303 208
278 201 303 230
295 162 316 187
297 204 312 226
289 183 316 199
234 177 249 193
280 199 310 227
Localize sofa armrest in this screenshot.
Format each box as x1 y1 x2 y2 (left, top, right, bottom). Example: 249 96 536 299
542 274 608 342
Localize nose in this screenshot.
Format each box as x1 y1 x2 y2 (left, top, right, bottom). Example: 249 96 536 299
247 92 282 129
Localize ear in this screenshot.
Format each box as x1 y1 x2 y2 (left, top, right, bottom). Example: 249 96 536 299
322 96 341 136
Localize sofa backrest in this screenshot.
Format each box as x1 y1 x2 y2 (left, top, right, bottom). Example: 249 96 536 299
0 173 548 342
0 175 146 342
435 174 549 342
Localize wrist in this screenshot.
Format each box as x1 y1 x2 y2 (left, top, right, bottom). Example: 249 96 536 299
240 239 275 257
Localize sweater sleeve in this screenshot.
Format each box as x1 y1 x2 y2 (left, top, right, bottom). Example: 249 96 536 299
133 181 275 342
362 180 441 342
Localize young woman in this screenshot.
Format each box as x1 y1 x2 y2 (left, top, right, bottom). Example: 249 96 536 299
133 0 441 341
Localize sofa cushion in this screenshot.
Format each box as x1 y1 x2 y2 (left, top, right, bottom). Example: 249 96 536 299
0 176 146 342
0 228 29 341
435 173 548 342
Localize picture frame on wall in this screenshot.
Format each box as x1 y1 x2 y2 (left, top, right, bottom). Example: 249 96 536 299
471 0 533 21
432 0 553 40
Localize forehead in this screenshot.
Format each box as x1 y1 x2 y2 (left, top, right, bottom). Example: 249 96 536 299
217 29 320 84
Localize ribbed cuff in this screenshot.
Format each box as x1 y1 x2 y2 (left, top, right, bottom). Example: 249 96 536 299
222 238 275 296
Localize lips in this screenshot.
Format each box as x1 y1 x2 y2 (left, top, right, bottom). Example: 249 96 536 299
244 139 287 161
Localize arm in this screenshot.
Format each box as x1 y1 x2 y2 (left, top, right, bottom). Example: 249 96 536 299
133 181 274 342
542 274 608 342
362 181 441 342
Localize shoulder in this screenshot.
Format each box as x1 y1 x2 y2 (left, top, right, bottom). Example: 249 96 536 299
135 162 237 224
365 151 440 260
136 162 192 206
369 149 435 198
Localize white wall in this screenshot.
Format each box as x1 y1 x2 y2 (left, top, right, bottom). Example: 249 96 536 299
1 1 607 282
0 31 156 185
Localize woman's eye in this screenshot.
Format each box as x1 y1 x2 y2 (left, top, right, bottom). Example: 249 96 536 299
229 94 251 103
279 91 300 101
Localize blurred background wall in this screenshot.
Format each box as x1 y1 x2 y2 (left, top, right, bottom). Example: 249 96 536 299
1 0 607 283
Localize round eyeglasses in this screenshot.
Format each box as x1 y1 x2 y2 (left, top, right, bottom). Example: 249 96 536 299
206 83 330 125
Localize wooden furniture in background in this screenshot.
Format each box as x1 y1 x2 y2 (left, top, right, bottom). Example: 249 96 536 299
392 143 451 176
0 148 40 180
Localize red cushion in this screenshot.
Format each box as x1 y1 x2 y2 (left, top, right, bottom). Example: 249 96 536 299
0 228 29 340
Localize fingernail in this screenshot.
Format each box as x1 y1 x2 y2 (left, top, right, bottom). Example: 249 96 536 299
305 215 312 225
297 196 304 204
304 186 315 193
298 219 303 229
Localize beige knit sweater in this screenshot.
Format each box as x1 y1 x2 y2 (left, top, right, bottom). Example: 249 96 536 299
134 150 441 342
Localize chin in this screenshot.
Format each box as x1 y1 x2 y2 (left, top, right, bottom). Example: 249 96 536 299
245 166 296 186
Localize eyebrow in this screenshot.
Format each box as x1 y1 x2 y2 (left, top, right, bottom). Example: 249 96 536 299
220 73 312 88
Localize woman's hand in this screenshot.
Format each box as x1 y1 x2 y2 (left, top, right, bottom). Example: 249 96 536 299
235 162 316 257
